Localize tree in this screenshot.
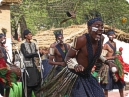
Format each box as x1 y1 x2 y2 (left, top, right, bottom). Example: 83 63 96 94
10 0 129 35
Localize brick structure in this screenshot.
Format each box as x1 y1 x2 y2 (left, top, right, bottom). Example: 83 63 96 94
0 0 22 61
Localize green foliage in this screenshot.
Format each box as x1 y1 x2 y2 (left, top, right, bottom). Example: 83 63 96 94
10 0 129 35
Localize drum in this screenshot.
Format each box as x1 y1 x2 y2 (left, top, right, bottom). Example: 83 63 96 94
10 65 21 80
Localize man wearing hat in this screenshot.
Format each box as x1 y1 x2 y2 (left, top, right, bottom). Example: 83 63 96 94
99 30 125 97
20 29 41 97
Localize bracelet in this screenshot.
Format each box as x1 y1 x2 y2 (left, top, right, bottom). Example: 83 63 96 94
99 55 107 63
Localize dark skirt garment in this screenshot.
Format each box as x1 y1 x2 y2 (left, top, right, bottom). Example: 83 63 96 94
38 67 105 97
71 73 105 97
100 69 125 90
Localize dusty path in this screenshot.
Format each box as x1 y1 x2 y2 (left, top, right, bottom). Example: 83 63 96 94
108 90 129 97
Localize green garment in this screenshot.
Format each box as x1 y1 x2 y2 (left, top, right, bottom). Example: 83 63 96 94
9 82 35 97
92 71 98 77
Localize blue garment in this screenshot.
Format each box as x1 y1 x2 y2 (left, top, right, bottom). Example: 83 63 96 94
42 59 52 79
71 74 104 97
100 69 125 90
0 47 7 62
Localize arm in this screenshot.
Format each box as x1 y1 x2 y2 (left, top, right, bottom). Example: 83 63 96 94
65 36 85 72
48 43 55 56
20 43 38 58
48 47 65 66
65 36 84 60
99 55 118 72
67 44 71 50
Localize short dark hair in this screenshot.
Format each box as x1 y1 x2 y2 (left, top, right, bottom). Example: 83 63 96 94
23 29 31 38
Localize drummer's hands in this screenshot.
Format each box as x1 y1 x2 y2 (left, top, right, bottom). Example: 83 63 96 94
74 65 84 72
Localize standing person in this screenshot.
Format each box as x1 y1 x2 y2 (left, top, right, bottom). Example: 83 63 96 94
65 17 105 97
48 30 63 53
0 33 12 97
20 29 41 97
99 30 125 97
0 39 17 97
48 30 70 74
42 30 63 79
0 33 11 65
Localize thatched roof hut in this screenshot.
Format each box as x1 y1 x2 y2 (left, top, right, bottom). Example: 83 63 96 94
12 24 129 50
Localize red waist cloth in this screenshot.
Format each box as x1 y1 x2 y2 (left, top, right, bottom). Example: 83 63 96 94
0 58 7 69
0 58 17 86
118 55 129 72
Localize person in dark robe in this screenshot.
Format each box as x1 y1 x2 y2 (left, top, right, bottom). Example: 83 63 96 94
48 30 70 75
20 29 41 97
99 30 125 97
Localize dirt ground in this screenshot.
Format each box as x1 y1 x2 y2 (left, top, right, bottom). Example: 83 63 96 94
108 90 129 97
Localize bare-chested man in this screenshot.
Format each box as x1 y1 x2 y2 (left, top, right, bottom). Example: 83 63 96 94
65 17 107 97
100 30 125 97
48 31 70 74
37 18 117 97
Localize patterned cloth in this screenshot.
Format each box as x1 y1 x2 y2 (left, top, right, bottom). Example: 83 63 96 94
100 69 125 90
0 58 17 86
98 64 109 84
99 60 125 90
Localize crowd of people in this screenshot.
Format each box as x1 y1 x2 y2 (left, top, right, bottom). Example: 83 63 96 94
0 17 129 97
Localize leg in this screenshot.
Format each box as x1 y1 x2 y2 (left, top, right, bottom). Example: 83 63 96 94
33 84 41 97
0 82 4 96
104 90 108 97
27 87 32 97
119 88 124 97
5 87 10 97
